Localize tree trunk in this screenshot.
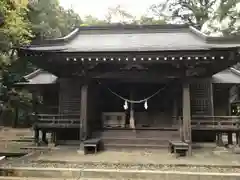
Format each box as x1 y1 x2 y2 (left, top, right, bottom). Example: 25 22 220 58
12 107 18 128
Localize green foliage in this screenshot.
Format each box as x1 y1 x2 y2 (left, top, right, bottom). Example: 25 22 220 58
0 0 82 126
137 16 166 25
83 15 108 25
82 5 166 26
150 0 239 35
0 0 32 117
150 0 216 27
28 0 82 39
0 0 32 51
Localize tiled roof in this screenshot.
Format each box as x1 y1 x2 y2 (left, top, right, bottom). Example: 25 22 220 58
25 24 240 52
212 68 240 84
17 69 57 85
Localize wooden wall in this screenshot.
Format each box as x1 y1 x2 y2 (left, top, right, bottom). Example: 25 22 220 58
213 84 230 116
87 82 102 136
58 78 81 114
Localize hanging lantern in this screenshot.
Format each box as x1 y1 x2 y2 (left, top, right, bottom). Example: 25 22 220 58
144 101 148 110
123 100 128 110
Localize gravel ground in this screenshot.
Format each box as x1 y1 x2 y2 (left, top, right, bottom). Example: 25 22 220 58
1 151 240 174
9 161 240 173
1 146 240 174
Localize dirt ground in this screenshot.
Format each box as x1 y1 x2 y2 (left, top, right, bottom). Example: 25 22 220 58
0 127 33 152
1 127 240 169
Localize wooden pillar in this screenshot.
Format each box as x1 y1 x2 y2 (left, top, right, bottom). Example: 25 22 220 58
80 84 88 142
209 81 214 116
129 90 135 129
173 98 178 126
32 90 38 114
129 103 135 129
182 82 192 155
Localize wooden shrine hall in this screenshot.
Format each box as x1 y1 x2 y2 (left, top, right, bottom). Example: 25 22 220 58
17 24 240 154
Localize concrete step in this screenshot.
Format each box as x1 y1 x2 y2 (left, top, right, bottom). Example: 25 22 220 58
0 167 239 180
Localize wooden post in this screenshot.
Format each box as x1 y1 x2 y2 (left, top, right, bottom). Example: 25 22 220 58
216 132 224 146
42 130 47 144
129 90 135 129
182 82 192 155
48 132 56 147
228 132 233 145
34 128 39 146
129 103 135 129
173 98 178 126
209 81 214 116
80 84 88 142
237 132 240 147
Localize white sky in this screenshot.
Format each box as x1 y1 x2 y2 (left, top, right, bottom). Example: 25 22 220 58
59 0 164 20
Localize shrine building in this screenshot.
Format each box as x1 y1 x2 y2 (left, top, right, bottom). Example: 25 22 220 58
17 24 240 154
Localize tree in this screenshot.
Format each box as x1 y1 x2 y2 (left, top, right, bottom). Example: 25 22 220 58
28 0 82 40
82 5 166 26
106 5 136 24
0 0 32 51
138 16 166 25
150 0 217 28
0 0 82 127
83 15 108 25
202 0 240 36
0 0 33 127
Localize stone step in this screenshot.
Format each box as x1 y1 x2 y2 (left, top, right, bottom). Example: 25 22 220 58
0 167 239 180
0 177 112 180
0 139 34 143
20 146 58 151
99 130 180 138
103 143 168 150
102 137 171 145
0 177 111 180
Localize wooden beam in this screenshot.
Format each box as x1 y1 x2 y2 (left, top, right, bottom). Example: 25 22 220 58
182 82 192 155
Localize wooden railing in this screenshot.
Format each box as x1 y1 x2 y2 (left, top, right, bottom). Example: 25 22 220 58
34 114 80 128
37 114 80 123
34 114 240 130
191 116 240 130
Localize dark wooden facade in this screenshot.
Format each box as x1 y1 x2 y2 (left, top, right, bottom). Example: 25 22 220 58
17 24 240 152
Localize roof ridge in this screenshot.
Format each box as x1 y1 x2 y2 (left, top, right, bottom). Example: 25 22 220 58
29 28 79 47
190 26 240 43
24 69 43 80
230 67 240 76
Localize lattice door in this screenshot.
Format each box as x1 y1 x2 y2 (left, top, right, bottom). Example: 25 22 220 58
58 78 81 115
190 79 213 116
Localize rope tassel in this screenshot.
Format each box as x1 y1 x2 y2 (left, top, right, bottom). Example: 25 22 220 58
144 101 148 110
123 101 128 110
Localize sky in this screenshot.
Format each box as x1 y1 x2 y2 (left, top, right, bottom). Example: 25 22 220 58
59 0 163 20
